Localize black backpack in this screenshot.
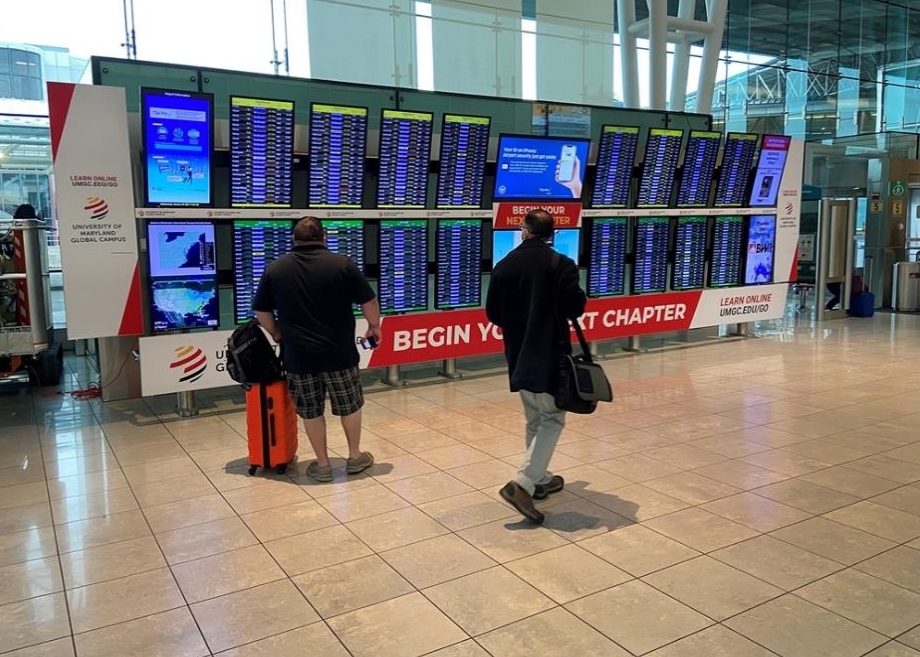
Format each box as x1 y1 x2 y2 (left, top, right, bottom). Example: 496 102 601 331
226 320 284 386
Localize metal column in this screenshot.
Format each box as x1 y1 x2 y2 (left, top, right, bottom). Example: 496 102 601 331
381 365 407 387
647 0 669 110
439 359 462 379
669 0 698 111
616 0 640 108
696 0 728 114
176 391 198 417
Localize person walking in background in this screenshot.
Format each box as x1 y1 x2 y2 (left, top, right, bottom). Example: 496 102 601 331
253 217 380 482
486 209 587 523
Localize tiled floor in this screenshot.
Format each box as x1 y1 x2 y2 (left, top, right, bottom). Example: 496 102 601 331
4 314 920 656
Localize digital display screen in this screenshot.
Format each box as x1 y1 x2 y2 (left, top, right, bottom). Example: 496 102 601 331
230 97 294 208
709 215 745 287
637 128 683 208
551 229 580 263
325 220 365 270
591 125 640 208
436 219 482 310
377 110 434 208
232 220 291 324
494 135 590 201
588 218 628 297
437 114 491 208
141 88 213 207
378 220 428 313
714 133 759 207
745 215 777 284
309 104 368 208
671 216 707 290
492 230 522 266
633 217 671 294
749 135 791 207
147 222 216 278
150 277 219 332
676 131 721 208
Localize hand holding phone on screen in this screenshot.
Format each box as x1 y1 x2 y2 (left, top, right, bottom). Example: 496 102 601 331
555 148 582 199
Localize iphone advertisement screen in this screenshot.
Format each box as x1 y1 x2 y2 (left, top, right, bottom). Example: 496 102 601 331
493 136 590 201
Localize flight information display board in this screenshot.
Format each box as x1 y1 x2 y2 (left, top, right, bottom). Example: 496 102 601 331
436 219 482 309
591 125 640 209
636 128 683 208
671 216 707 290
230 97 294 208
588 217 628 297
436 115 491 208
709 215 745 287
146 221 218 331
744 214 777 284
714 133 759 207
749 135 792 207
633 216 671 294
676 131 721 208
141 88 213 207
232 220 291 324
309 104 368 208
378 220 429 313
325 220 365 269
377 110 434 208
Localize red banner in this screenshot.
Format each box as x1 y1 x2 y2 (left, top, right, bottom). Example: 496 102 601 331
493 201 583 229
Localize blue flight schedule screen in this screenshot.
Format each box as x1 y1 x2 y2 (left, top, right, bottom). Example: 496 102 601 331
637 129 683 208
142 89 213 207
232 220 291 324
633 217 670 294
591 126 640 208
309 104 368 207
377 110 434 208
325 220 365 270
436 220 482 309
714 133 759 207
709 215 745 287
494 135 590 201
676 131 721 208
379 220 428 313
230 97 294 208
588 218 628 297
671 216 707 290
437 115 491 208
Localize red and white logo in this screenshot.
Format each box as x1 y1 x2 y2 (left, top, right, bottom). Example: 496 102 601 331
169 346 207 383
84 197 109 220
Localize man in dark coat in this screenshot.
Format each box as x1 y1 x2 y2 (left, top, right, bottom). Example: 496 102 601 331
486 209 587 523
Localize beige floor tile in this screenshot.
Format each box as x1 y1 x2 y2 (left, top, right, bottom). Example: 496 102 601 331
551 464 632 497
566 580 712 655
587 484 690 522
740 449 832 477
346 506 449 552
767 417 845 439
693 460 790 489
328 592 466 657
366 454 439 484
265 525 372 577
646 624 778 657
579 523 700 577
0 463 47 489
386 430 462 453
191 579 320 654
42 451 120 479
595 453 682 482
687 433 775 459
55 509 151 554
0 482 49 510
540 496 633 541
0 527 57 568
423 640 492 657
416 444 493 470
73 607 208 657
241 499 339 543
800 466 902 498
770 517 897 565
445 459 519 490
423 566 554 636
900 629 920 653
380 534 496 589
782 439 875 466
2 637 75 657
316 484 411 523
50 487 138 525
143 493 235 534
871 485 920 517
644 471 742 505
0 556 63 606
644 507 759 553
66 567 185 634
0 593 71 654
646 444 728 469
130 472 218 508
557 438 627 463
156 516 259 565
172 544 286 604
504 544 631 604
417 492 516 531
712 535 842 590
113 441 188 466
478 607 630 657
382 471 474 505
753 478 861 514
60 535 165 589
644 555 782 621
863 643 920 657
458 518 569 563
845 455 920 485
703 492 811 532
798 569 920 637
824 501 920 542
0 502 52 535
856 546 920 594
215 623 351 657
120 456 204 487
293 554 413 618
47 470 129 501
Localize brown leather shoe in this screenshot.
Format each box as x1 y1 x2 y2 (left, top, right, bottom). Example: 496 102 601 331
499 482 544 524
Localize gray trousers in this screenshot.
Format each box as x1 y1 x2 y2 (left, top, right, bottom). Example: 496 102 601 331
513 390 566 495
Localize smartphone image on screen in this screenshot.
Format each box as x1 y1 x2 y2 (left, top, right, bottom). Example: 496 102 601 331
557 145 577 182
759 175 774 199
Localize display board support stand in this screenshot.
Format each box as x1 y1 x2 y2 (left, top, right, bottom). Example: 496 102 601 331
382 365 407 388
438 359 462 379
588 342 600 359
176 391 199 417
731 323 754 338
625 336 643 352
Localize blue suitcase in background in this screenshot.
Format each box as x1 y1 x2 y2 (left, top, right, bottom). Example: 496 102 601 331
849 291 875 317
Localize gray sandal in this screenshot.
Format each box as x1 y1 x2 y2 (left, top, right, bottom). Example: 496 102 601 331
346 452 374 475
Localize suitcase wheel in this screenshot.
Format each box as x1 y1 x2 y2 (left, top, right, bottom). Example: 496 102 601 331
276 463 287 475
248 465 258 476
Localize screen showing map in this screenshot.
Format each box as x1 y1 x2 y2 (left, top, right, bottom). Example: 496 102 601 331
147 222 216 278
150 277 219 331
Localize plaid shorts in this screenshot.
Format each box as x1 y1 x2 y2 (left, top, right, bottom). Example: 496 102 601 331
286 367 364 419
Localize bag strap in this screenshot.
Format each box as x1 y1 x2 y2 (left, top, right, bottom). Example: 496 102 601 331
550 252 593 363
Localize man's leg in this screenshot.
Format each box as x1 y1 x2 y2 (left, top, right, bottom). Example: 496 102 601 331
327 367 374 475
514 391 566 496
519 391 554 488
287 373 332 481
302 415 330 467
340 407 363 460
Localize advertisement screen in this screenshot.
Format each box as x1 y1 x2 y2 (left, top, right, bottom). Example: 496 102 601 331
142 88 213 207
150 277 219 331
550 229 580 263
492 229 522 265
749 135 791 207
493 135 590 201
744 214 777 284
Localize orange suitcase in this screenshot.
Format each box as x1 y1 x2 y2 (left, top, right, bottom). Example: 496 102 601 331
246 381 298 475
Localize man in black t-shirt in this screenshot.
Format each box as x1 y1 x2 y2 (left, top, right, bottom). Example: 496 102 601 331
253 217 381 483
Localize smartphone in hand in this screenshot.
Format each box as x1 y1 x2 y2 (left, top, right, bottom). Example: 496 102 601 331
357 336 378 350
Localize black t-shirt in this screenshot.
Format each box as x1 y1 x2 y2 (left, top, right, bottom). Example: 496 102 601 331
252 244 375 374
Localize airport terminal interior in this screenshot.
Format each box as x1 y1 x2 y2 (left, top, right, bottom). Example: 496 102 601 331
4 0 920 656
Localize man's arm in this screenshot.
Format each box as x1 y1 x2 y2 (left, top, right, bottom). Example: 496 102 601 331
361 298 382 343
558 259 587 319
485 275 502 327
254 311 282 343
252 269 281 342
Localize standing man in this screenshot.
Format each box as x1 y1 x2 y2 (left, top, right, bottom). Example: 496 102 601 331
486 209 587 524
253 217 380 482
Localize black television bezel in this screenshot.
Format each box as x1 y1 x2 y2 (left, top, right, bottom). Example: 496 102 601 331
228 95 296 209
375 108 435 210
435 113 492 210
586 217 629 298
434 218 484 310
376 218 430 314
307 102 370 209
590 125 641 209
492 133 592 202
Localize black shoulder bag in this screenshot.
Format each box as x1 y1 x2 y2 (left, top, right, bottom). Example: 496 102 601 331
551 254 613 414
